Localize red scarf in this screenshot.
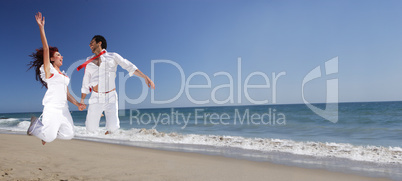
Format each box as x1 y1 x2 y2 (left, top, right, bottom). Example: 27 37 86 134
76 50 106 71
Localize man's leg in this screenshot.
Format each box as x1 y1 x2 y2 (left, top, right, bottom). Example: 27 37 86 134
104 92 120 133
86 103 103 132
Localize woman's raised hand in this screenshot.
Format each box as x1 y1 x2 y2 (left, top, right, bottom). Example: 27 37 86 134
35 12 45 28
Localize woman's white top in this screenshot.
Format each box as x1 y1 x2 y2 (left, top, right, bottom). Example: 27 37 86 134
40 64 70 107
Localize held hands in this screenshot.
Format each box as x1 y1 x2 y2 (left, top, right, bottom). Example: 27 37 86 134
78 103 87 111
35 12 45 28
78 99 86 111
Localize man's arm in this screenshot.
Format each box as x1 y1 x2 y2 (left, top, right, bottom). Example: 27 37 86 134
114 53 155 89
134 69 155 89
81 66 92 104
80 93 87 104
113 53 155 89
113 53 138 76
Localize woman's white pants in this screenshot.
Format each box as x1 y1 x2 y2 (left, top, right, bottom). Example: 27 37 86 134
31 105 74 143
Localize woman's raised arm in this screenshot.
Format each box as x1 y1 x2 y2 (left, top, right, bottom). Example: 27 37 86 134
35 12 51 79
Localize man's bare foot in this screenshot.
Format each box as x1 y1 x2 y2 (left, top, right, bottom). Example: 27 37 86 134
105 131 110 135
42 140 46 145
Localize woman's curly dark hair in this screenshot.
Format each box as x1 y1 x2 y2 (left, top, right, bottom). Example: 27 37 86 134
27 46 59 88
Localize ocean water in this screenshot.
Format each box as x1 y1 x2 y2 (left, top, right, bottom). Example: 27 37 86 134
1 101 401 180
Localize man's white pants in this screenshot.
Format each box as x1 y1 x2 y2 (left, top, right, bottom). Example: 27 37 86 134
31 105 74 143
86 91 120 132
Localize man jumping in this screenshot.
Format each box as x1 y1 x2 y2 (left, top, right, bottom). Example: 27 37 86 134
78 35 155 134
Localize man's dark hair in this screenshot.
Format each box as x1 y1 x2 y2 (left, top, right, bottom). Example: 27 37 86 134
92 35 107 49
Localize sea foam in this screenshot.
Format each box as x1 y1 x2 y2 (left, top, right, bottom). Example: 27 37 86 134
73 127 402 164
7 120 402 164
7 121 402 164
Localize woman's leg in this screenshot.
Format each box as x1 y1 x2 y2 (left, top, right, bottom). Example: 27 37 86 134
34 106 61 143
57 106 75 140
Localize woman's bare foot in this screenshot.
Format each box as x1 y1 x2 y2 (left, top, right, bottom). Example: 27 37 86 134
27 116 37 135
42 140 46 145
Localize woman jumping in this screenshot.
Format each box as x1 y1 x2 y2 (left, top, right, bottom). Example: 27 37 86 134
27 12 86 145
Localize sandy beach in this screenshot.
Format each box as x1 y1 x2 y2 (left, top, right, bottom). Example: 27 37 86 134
0 134 391 181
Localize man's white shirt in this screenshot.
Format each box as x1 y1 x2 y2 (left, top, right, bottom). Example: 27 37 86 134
81 49 138 95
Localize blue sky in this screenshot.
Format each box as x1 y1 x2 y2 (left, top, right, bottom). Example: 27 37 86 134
1 0 402 113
